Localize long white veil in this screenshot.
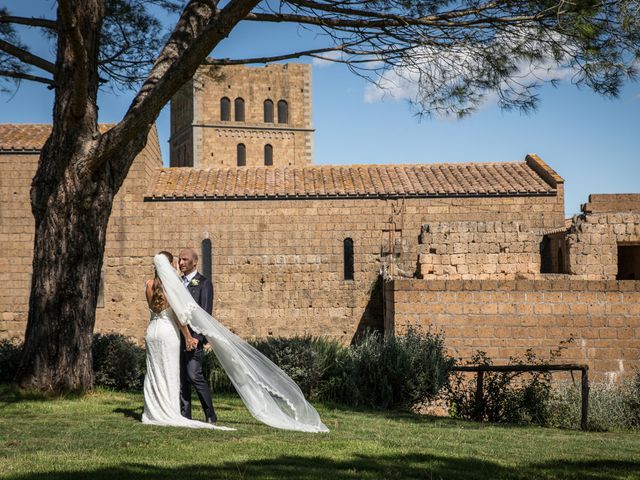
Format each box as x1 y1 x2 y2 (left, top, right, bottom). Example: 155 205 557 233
154 254 329 433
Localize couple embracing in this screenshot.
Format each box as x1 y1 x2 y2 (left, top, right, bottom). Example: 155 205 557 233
142 248 328 433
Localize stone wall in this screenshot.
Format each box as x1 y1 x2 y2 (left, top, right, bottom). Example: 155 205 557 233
0 152 37 337
567 195 640 279
387 278 640 380
93 192 561 344
418 221 541 279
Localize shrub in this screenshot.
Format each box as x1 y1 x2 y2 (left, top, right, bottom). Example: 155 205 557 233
202 331 452 410
92 333 146 391
337 330 454 409
547 370 640 431
445 339 573 425
0 339 22 384
308 336 351 402
204 336 343 399
252 336 321 398
624 370 640 428
203 348 235 394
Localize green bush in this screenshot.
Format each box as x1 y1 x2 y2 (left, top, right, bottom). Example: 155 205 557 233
203 331 452 410
547 371 640 431
203 348 235 394
337 330 454 409
252 336 322 398
204 336 341 398
92 333 146 391
445 340 573 425
219 336 350 400
308 336 351 401
625 370 640 428
0 339 21 384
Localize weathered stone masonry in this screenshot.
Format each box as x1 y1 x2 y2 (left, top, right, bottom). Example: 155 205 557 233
1 63 638 382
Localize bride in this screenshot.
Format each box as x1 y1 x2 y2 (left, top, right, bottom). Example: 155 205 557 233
142 251 329 433
142 251 230 430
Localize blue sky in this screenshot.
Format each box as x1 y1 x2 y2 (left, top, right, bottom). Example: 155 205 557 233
1 1 639 216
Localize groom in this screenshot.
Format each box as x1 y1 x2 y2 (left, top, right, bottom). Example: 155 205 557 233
178 248 217 424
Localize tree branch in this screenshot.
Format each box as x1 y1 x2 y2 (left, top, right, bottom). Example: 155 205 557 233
207 44 352 65
0 38 56 74
246 9 556 29
286 0 502 24
0 68 54 85
0 14 57 30
98 0 261 170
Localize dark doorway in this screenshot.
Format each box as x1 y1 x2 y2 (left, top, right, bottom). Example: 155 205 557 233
617 244 640 280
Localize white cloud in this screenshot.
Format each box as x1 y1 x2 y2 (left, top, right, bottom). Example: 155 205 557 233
311 50 344 68
363 68 419 103
363 30 579 115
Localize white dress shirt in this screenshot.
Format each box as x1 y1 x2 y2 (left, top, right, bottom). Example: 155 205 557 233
182 270 197 287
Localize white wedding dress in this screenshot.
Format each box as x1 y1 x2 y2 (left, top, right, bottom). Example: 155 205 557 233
142 307 233 430
151 254 329 433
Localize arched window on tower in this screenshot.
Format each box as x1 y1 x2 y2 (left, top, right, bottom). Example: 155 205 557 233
264 144 273 166
264 99 274 123
277 100 288 124
237 143 246 166
220 97 230 121
234 97 245 121
344 238 354 281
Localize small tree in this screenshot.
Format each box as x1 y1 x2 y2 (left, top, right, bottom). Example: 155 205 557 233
0 0 638 392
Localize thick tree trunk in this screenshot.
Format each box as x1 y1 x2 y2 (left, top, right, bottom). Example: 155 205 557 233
15 124 148 392
17 186 108 390
16 151 111 392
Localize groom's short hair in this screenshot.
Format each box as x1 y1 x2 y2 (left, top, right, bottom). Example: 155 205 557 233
182 248 198 263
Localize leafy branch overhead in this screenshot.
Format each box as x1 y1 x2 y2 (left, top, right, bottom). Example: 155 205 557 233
1 0 639 118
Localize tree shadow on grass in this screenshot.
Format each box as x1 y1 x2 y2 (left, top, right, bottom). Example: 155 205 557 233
113 407 142 421
0 384 84 406
322 401 588 432
321 401 506 430
7 453 640 480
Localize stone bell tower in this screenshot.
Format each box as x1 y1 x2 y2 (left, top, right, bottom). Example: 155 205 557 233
169 63 313 169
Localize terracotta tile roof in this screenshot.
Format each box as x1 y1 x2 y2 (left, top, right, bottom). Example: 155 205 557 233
0 124 53 152
0 123 115 152
147 162 557 200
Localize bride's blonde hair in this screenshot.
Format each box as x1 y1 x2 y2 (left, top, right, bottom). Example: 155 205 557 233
151 251 173 312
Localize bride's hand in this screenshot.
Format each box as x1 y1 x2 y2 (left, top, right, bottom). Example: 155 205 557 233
186 336 198 351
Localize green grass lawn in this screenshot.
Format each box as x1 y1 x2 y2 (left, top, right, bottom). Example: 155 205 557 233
0 386 638 480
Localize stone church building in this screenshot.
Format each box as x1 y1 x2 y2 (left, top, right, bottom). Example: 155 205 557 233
1 64 638 380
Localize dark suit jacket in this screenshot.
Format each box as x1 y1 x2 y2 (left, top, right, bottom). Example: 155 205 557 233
185 272 213 344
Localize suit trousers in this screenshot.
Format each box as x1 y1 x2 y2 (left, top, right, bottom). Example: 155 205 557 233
180 345 216 421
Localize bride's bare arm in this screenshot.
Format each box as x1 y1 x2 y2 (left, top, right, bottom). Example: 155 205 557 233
145 279 154 308
176 322 198 350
